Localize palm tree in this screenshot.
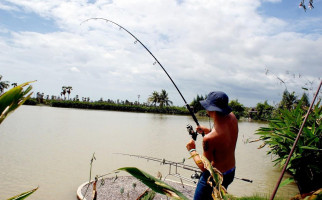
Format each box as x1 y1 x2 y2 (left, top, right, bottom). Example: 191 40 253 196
11 83 18 87
159 89 173 107
61 86 67 100
0 75 10 94
148 91 160 106
66 86 72 100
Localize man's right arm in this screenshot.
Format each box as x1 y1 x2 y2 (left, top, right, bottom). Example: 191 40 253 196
196 125 211 135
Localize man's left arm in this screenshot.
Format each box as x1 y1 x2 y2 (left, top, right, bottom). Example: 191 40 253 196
186 139 206 172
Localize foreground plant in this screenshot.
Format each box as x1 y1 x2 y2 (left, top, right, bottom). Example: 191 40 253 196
117 155 229 200
118 167 189 200
256 99 322 194
0 81 35 124
6 187 38 200
199 155 228 199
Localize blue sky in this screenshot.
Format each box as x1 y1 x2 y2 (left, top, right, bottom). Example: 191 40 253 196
0 10 56 33
0 0 321 107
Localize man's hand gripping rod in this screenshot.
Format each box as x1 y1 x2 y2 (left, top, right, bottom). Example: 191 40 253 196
186 104 205 141
185 104 204 141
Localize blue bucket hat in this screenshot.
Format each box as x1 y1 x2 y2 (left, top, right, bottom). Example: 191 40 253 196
200 91 232 115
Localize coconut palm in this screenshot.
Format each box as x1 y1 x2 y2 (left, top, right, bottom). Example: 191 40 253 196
0 75 10 94
148 91 160 106
159 89 172 107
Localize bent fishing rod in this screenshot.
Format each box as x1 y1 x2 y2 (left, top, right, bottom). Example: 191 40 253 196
81 18 200 140
114 153 253 183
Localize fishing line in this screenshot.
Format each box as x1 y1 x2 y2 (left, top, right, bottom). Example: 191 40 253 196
81 18 200 130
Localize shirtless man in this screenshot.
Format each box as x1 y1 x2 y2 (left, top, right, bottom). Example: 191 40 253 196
186 91 238 200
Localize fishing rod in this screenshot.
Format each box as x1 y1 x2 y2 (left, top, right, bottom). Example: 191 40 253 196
114 153 253 183
115 152 201 184
114 153 200 172
81 18 200 140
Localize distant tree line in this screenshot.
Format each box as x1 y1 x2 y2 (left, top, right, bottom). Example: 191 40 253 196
190 90 312 121
50 100 188 115
1 74 317 120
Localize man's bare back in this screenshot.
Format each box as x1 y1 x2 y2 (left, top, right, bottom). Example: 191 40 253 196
202 112 238 173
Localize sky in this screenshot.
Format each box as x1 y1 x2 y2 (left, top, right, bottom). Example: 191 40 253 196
0 0 321 107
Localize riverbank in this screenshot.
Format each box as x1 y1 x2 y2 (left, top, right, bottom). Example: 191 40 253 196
24 98 190 115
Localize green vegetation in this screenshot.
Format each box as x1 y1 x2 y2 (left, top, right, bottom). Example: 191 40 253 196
250 101 274 121
278 90 298 110
148 89 173 107
118 167 189 200
24 88 188 115
228 99 246 120
191 89 314 122
0 75 10 94
6 188 38 200
190 94 206 113
50 100 189 115
256 99 321 194
0 81 34 124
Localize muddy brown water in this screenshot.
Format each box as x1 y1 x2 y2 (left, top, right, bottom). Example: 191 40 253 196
0 106 299 199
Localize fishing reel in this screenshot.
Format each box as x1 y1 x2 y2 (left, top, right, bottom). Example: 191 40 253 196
187 124 205 141
191 172 201 180
186 124 198 141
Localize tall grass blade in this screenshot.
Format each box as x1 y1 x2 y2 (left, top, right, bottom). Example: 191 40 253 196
6 187 38 200
118 167 189 200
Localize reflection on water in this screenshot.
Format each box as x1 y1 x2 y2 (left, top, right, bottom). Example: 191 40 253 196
0 106 298 199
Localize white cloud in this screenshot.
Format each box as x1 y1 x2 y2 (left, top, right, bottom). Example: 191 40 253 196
0 0 321 106
0 2 19 11
70 67 80 72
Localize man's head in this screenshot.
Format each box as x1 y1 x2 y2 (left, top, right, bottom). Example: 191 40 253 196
200 91 232 116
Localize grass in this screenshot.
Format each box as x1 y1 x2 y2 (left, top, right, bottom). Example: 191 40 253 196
228 194 286 200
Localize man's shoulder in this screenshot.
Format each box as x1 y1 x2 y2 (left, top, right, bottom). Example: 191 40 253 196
228 112 238 121
203 131 220 142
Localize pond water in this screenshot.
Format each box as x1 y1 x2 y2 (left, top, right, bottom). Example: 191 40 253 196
0 106 299 199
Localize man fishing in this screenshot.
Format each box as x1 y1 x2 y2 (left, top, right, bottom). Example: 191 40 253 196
186 91 238 200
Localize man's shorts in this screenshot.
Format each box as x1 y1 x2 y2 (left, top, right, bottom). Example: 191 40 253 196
193 168 235 200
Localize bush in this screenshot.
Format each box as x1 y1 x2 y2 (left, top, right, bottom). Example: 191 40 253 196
256 99 322 194
229 99 246 120
24 98 38 105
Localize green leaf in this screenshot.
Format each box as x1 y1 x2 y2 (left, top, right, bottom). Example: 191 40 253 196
0 81 35 124
279 178 294 188
6 187 38 200
301 146 322 151
117 167 189 200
